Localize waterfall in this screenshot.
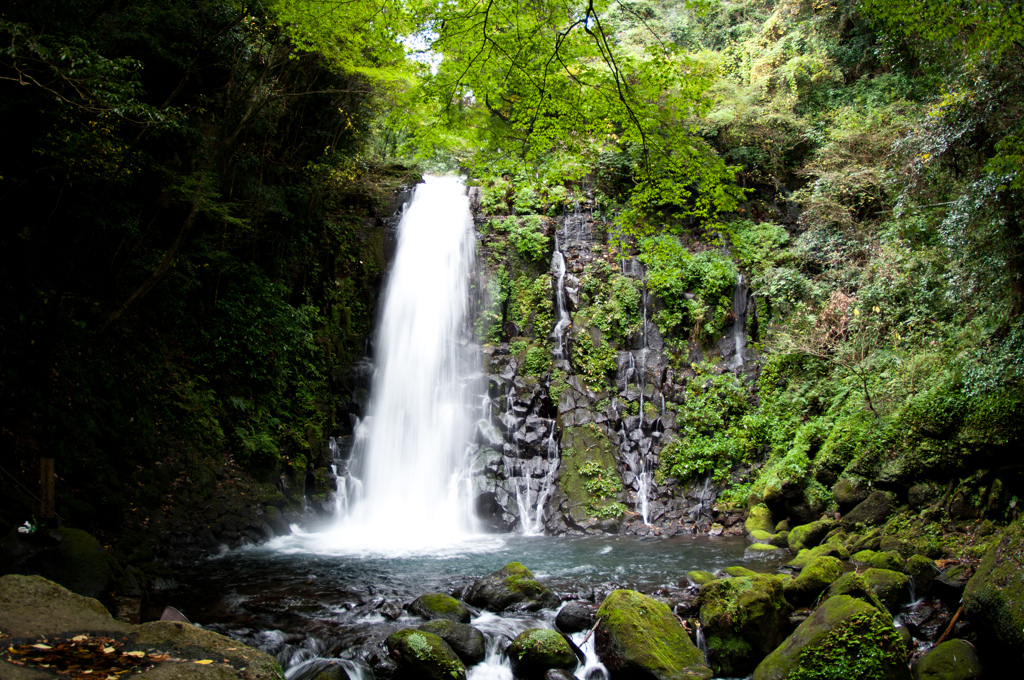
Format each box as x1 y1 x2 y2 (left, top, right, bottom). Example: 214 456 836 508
731 273 749 370
551 236 571 360
323 176 481 550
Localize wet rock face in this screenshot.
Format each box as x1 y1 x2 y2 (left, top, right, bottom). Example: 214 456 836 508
468 210 760 537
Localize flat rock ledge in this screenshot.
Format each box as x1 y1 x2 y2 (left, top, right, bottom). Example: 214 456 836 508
0 574 282 680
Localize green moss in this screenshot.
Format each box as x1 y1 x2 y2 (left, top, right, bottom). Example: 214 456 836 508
723 566 759 577
386 628 467 680
699 574 792 676
559 426 619 513
596 589 705 675
963 517 1024 660
752 596 908 680
687 570 718 586
788 545 849 569
507 628 576 672
746 504 775 534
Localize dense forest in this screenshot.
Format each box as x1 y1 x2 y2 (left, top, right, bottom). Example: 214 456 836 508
3 0 1024 677
2 0 1023 615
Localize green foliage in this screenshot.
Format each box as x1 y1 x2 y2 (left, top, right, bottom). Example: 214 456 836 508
661 365 754 483
640 235 737 338
509 274 553 336
508 216 551 263
570 329 618 391
521 345 552 376
578 460 624 519
789 610 906 680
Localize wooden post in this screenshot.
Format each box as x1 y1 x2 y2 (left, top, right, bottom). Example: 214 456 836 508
40 457 55 527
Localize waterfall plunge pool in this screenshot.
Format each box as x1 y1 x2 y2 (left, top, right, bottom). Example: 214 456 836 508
154 532 754 679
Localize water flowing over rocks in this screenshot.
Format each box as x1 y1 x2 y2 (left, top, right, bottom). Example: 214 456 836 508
463 204 756 537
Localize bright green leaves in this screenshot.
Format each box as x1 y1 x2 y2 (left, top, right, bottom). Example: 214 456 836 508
639 234 736 338
861 0 1024 66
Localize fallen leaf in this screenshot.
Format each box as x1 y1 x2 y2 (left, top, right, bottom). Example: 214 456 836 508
72 636 89 642
194 659 214 664
103 647 115 654
125 651 145 658
33 644 53 650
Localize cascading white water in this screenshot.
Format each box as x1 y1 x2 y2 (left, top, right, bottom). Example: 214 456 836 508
315 176 480 552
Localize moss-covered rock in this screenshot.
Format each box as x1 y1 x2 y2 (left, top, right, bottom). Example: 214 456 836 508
408 592 472 623
905 554 940 598
507 628 577 679
832 476 870 512
842 491 896 528
787 518 838 552
861 568 912 613
787 544 848 569
752 596 909 680
962 517 1024 664
0 527 112 599
386 628 466 680
0 573 129 638
418 620 485 665
464 562 559 612
851 549 905 572
685 570 718 587
595 589 711 680
783 556 844 608
746 504 775 535
910 639 982 680
746 543 783 559
749 528 776 544
699 574 792 677
722 566 759 577
825 572 890 615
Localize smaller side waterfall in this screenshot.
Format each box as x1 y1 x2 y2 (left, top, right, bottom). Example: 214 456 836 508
731 273 750 370
551 236 572 360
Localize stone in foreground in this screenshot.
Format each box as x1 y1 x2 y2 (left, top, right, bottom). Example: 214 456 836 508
596 589 712 680
753 595 909 680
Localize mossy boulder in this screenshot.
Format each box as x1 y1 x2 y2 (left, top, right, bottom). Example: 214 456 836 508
905 555 940 598
418 620 485 665
825 572 890 615
852 549 905 572
910 639 982 680
464 562 559 612
962 517 1024 663
746 504 775 535
783 556 844 608
722 566 758 577
0 527 112 599
862 568 912 613
842 490 896 528
385 628 466 680
507 628 577 679
832 476 870 512
0 575 281 680
749 529 776 544
409 592 472 623
595 589 711 680
684 570 718 587
0 573 130 638
752 595 909 680
745 543 783 559
787 544 848 569
699 574 792 677
787 518 837 552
